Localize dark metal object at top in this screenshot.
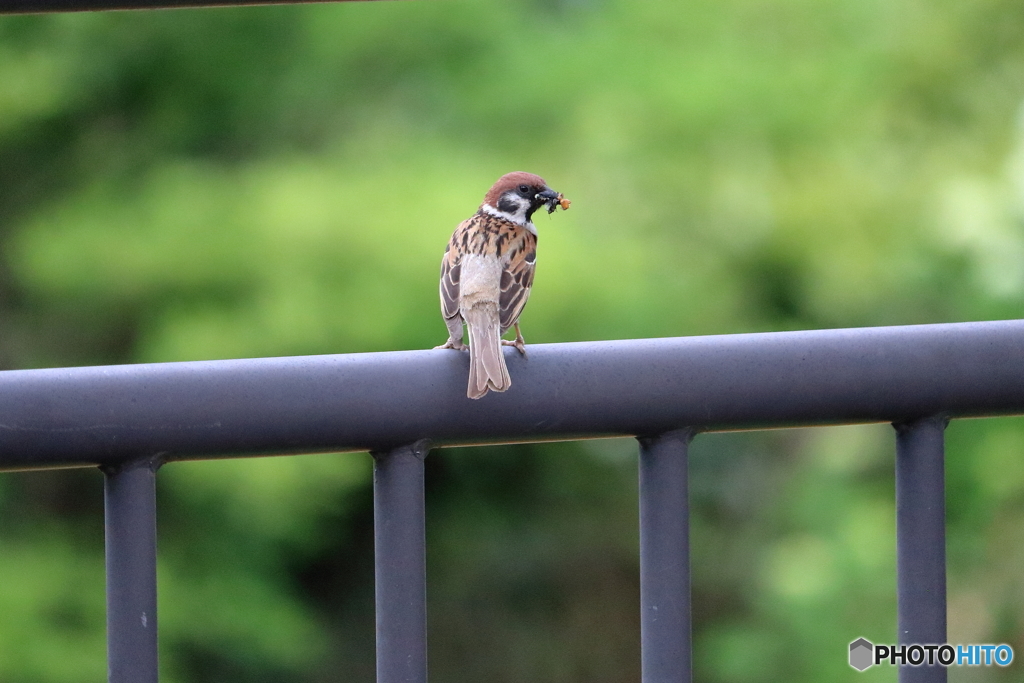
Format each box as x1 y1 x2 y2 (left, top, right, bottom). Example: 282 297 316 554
0 0 370 14
1 319 1023 471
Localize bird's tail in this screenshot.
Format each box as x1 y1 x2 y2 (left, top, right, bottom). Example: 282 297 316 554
464 303 511 399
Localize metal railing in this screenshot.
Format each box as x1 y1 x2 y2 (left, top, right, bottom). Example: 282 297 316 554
3 319 1024 682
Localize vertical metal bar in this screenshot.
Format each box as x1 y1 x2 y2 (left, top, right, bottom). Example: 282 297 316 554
894 416 948 683
103 457 160 683
638 428 695 683
373 439 430 683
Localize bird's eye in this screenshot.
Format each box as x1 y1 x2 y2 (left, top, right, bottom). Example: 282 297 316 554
518 184 532 195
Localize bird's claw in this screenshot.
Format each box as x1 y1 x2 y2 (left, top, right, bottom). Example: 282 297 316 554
501 339 527 356
435 339 468 351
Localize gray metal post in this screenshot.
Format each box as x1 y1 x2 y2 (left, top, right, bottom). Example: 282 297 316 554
103 457 160 683
638 428 694 683
895 417 947 683
373 440 430 683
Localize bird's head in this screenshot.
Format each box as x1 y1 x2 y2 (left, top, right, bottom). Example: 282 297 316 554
482 171 564 227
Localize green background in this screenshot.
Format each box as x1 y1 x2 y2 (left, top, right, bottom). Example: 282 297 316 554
1 0 1024 680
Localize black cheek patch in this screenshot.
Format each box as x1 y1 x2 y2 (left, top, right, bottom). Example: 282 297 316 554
497 196 520 214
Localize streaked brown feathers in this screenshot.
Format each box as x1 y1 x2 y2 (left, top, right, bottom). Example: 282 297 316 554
439 211 537 337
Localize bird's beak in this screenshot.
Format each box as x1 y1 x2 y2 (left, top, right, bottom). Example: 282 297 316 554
537 187 560 213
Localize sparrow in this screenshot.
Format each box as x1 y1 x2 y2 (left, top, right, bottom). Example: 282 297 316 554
435 172 569 399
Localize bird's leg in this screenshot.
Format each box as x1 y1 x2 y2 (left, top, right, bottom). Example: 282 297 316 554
435 337 468 351
501 323 527 356
436 318 468 351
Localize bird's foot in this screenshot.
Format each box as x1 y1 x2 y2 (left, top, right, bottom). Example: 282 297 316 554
435 338 468 351
501 338 527 356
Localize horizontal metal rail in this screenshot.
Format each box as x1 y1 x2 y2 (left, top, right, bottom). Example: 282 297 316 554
0 0 371 14
0 319 1022 471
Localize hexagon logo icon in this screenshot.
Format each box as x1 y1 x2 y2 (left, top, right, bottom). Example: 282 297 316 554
849 638 874 671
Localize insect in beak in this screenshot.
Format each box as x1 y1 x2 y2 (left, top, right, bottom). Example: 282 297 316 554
544 193 570 214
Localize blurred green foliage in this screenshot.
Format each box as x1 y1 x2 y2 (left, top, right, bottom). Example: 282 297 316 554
1 0 1024 680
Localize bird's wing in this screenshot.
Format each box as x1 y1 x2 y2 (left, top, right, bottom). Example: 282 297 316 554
499 232 537 333
440 218 473 321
